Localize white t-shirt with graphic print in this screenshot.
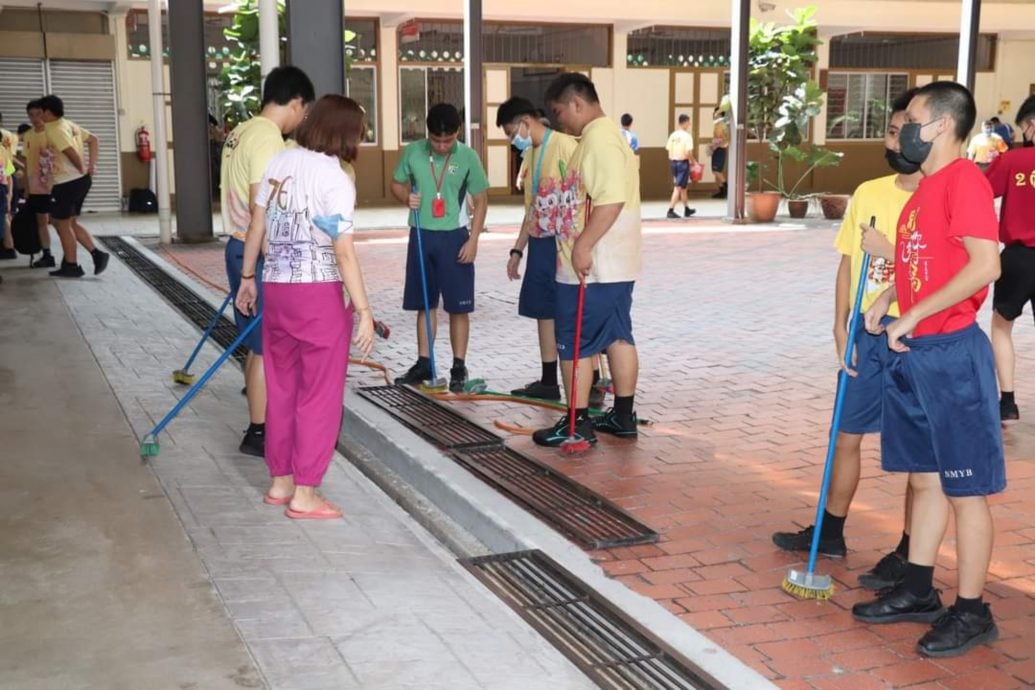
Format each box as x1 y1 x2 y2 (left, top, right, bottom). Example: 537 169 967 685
256 147 356 284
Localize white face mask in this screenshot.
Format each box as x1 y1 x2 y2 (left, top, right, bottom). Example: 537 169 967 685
510 121 532 152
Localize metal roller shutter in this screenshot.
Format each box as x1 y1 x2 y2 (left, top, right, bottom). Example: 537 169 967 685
47 60 121 212
0 58 46 132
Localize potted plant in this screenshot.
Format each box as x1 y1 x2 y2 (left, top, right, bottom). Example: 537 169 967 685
777 143 844 218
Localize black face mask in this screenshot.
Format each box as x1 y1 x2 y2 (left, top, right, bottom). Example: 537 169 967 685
885 147 921 174
899 120 937 164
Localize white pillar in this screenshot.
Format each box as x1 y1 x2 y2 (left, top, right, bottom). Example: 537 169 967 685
956 0 981 91
259 0 279 79
380 24 400 150
149 0 172 244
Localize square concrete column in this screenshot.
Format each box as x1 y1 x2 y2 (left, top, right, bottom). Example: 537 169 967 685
287 0 345 96
464 0 484 156
727 0 750 221
168 0 214 242
957 0 982 91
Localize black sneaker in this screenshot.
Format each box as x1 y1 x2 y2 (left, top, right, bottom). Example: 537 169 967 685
666 209 679 219
771 524 847 558
852 585 945 624
858 551 909 590
592 408 638 438
511 380 562 401
31 253 56 268
239 427 265 458
92 249 110 276
0 248 17 260
684 207 697 218
532 414 597 448
394 360 432 386
449 365 468 393
588 385 605 410
49 262 85 278
1000 399 1019 426
917 605 998 658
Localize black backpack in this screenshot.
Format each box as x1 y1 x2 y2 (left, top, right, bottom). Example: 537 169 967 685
128 188 158 214
12 203 41 260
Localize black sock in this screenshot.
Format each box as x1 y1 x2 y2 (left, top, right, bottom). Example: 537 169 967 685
541 361 558 387
575 407 589 421
895 532 910 558
954 595 985 615
820 510 846 540
452 357 465 371
417 356 431 368
91 247 103 257
1002 391 1015 405
902 562 935 597
614 395 635 416
42 247 52 256
247 422 265 435
592 369 601 385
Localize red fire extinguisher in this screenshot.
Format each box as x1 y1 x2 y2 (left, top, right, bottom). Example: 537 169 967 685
136 125 152 163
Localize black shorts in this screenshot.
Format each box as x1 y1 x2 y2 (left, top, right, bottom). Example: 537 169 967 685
670 160 690 189
27 193 53 215
711 147 728 173
993 243 1035 322
51 175 92 221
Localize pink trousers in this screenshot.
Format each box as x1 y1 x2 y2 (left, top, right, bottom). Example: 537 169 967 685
262 282 353 487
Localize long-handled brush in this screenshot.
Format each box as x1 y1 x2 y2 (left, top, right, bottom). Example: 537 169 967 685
142 313 263 459
783 218 876 600
560 280 592 456
408 182 448 393
172 291 234 385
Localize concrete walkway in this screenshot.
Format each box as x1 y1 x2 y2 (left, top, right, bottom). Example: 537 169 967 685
0 256 592 689
0 272 260 689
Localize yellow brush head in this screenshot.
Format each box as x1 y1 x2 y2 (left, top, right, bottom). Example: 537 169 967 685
782 576 835 601
172 370 196 385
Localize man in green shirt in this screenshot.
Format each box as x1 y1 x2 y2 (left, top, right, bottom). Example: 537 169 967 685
391 103 489 392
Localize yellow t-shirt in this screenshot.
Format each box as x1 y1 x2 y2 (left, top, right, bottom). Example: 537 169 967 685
967 133 1008 165
665 128 694 160
46 118 91 185
220 116 285 241
555 117 641 285
519 130 579 238
1 128 18 184
22 128 52 193
833 174 914 316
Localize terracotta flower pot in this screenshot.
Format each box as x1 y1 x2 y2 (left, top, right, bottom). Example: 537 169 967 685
787 199 809 219
820 194 850 220
747 192 781 223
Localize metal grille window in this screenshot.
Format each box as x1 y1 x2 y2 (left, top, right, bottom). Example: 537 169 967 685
831 33 996 71
126 9 234 76
398 21 463 63
398 21 609 66
826 72 910 140
346 66 378 144
345 18 378 62
400 66 464 144
627 26 731 68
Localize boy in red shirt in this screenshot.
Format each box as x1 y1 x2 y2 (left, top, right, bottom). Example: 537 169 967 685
985 95 1035 424
853 82 1005 658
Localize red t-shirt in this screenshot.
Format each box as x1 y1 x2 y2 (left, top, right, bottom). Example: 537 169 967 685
985 147 1035 246
895 159 999 337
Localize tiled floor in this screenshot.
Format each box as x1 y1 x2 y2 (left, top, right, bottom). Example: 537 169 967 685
157 219 1035 690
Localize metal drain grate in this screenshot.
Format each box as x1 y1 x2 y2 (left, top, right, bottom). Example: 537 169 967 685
99 237 248 366
451 445 658 549
462 550 722 690
358 384 501 448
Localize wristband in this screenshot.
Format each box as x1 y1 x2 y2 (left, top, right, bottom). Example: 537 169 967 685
509 248 523 259
240 273 255 280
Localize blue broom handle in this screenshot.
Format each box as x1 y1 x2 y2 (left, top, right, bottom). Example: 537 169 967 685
410 181 438 382
151 313 262 438
182 291 234 372
806 252 872 574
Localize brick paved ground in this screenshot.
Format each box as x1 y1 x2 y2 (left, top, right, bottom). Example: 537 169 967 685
158 219 1035 690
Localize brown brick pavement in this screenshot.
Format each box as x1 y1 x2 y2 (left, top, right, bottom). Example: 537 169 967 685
156 221 1035 689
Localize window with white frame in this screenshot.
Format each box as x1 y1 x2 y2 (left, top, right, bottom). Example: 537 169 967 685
346 66 377 144
826 72 910 140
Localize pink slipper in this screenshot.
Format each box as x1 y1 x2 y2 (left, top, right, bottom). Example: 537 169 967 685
263 494 292 506
285 500 343 520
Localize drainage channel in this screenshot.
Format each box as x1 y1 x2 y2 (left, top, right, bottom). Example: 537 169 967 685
98 237 247 366
359 385 659 550
462 550 724 690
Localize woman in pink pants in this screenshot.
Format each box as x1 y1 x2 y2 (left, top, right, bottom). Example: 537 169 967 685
236 95 375 520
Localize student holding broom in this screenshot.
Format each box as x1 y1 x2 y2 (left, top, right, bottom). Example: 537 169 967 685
772 89 922 590
236 95 375 520
853 81 1004 658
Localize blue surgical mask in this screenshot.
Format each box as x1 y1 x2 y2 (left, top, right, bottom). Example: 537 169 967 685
899 119 939 165
511 128 532 152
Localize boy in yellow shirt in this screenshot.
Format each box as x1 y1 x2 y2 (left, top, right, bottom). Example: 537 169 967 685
0 113 17 259
772 89 922 589
21 99 56 267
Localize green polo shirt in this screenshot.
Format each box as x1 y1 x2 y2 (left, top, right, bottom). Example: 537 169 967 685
393 139 490 231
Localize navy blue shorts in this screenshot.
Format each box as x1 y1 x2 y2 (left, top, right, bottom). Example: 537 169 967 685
881 323 1006 497
0 185 6 237
225 237 264 355
670 160 690 189
518 236 557 320
711 147 728 173
839 324 888 435
403 227 475 314
555 282 635 361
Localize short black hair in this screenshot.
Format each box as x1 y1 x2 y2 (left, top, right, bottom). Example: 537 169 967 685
914 81 976 141
261 65 315 108
427 103 461 136
620 113 633 127
890 87 919 115
678 114 690 125
1015 96 1035 127
496 97 537 127
39 95 64 118
990 116 1001 124
26 99 42 113
544 72 599 105
17 123 30 135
